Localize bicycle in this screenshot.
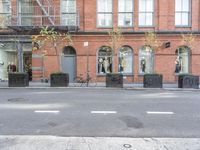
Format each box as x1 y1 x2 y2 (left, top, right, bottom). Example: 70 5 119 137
73 73 97 87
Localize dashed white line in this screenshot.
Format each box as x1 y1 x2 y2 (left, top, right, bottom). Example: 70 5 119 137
91 111 117 114
146 111 174 115
34 110 60 114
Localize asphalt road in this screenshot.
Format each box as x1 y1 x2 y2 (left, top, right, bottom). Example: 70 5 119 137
0 88 200 138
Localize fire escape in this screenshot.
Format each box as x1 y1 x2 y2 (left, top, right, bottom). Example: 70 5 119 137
8 0 79 32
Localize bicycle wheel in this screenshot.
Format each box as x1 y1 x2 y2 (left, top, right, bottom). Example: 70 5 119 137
73 77 82 87
88 78 97 87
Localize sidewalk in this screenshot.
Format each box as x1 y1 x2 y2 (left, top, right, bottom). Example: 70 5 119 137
1 136 200 150
0 81 199 90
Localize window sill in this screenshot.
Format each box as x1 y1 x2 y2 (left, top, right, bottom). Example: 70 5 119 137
175 26 191 28
97 73 134 76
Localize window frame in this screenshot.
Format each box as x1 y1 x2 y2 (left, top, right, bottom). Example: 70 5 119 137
0 0 11 27
96 0 113 28
17 0 33 26
175 46 190 74
138 0 155 27
61 0 77 26
175 0 191 27
97 46 113 75
118 0 134 27
138 45 154 75
118 45 134 75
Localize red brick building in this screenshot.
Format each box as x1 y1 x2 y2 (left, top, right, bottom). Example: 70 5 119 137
0 0 200 83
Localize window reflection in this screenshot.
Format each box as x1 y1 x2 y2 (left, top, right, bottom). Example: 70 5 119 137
98 46 112 74
118 46 133 74
139 46 154 74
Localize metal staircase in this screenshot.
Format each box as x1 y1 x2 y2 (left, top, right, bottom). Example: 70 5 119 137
35 0 54 25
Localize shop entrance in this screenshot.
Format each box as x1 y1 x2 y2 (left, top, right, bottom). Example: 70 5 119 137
23 52 32 80
61 46 76 82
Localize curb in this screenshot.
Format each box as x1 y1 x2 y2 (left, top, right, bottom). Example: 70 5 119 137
0 86 199 91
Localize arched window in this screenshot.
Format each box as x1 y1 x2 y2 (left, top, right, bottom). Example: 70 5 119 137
175 46 189 74
97 46 112 74
118 46 133 74
139 46 154 74
62 46 76 55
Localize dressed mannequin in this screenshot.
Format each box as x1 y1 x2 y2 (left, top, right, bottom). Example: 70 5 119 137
98 58 103 73
103 57 110 73
140 58 146 73
121 57 126 72
175 56 180 73
179 56 183 72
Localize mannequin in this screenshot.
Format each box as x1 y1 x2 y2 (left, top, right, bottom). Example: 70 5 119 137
140 58 146 73
98 58 103 73
175 56 180 73
103 57 110 73
121 57 126 72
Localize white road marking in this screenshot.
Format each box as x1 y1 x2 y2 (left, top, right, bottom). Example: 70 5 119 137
34 110 60 114
91 111 117 114
146 111 174 115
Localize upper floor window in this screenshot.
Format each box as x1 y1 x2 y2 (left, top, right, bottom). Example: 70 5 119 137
97 0 113 27
138 0 154 26
175 0 190 26
118 0 133 27
0 0 11 27
61 0 77 26
18 0 33 26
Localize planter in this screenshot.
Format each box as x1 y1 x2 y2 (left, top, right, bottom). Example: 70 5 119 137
143 74 163 88
8 72 29 87
50 73 69 87
178 74 199 89
106 73 123 88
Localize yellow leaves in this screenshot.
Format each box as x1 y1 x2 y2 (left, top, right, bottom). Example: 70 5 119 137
144 31 162 51
181 33 196 49
32 26 73 56
108 27 123 51
62 32 73 46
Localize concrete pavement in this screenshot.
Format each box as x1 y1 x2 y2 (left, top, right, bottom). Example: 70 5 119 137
1 136 200 150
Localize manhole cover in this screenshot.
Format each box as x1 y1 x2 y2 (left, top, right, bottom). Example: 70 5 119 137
7 98 28 102
123 144 132 148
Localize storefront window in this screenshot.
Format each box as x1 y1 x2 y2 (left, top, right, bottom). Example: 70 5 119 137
98 46 112 74
139 46 154 74
118 46 133 74
0 42 32 80
175 46 189 74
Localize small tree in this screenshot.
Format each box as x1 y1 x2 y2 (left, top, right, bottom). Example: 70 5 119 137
143 31 163 74
144 31 162 51
108 27 123 55
32 27 73 78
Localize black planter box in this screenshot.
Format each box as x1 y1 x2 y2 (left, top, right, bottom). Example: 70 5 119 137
143 74 163 88
106 73 123 88
178 74 199 89
50 73 69 87
8 73 29 87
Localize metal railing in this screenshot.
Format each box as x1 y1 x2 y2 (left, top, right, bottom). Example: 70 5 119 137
4 6 79 27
